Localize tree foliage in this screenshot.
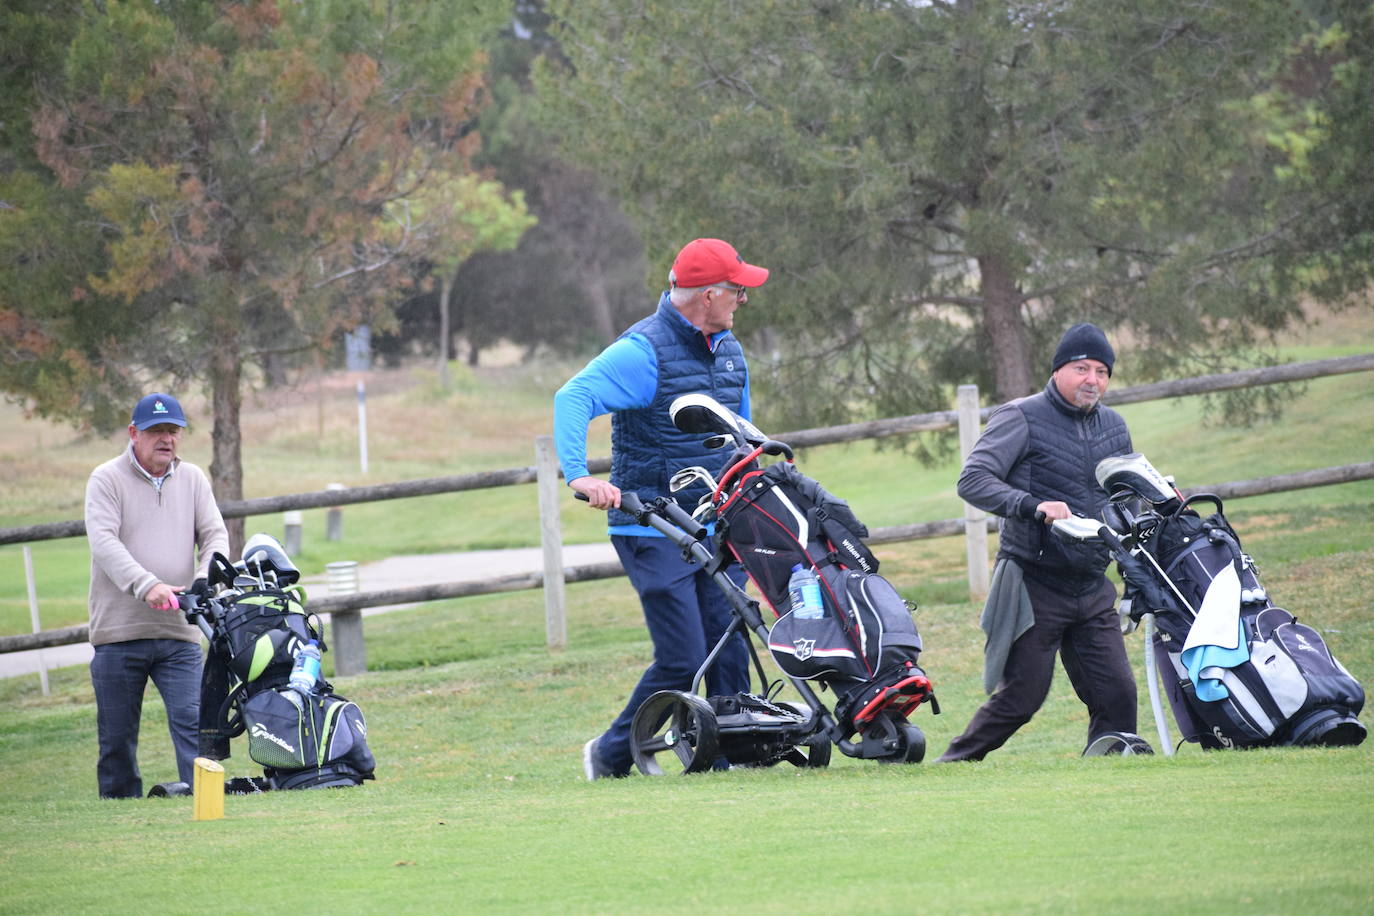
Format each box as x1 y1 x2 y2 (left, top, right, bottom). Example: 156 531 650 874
1255 0 1374 305
536 0 1359 431
0 0 508 538
389 169 536 385
450 0 651 363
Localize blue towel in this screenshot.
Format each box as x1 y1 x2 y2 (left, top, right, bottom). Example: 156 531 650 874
1181 620 1250 701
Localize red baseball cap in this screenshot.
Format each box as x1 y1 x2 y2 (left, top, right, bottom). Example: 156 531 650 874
670 238 769 288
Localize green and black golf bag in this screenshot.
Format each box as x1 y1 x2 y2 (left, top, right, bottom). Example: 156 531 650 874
188 535 375 790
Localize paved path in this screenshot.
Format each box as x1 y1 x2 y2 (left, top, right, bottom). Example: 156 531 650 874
1 543 619 679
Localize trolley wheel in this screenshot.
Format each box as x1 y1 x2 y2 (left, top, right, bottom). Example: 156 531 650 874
778 702 832 769
796 736 833 768
630 690 720 775
863 709 926 764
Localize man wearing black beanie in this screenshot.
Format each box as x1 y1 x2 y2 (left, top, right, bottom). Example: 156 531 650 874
1052 322 1115 380
938 322 1141 761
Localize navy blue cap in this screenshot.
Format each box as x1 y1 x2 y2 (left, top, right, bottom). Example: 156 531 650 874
131 393 187 430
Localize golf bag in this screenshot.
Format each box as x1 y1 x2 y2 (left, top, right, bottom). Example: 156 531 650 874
620 394 937 775
1098 455 1365 750
189 535 376 789
714 458 935 734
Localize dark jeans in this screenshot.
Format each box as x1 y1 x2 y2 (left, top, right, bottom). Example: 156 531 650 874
596 535 751 774
90 639 202 798
940 574 1137 761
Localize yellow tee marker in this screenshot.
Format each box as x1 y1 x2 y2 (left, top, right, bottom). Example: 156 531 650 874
192 757 225 821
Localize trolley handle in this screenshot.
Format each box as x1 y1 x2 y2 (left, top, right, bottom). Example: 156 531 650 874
574 490 707 543
759 439 793 460
177 578 218 641
658 498 707 541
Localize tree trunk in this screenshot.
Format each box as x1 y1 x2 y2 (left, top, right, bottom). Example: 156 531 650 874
209 321 245 558
438 271 454 390
584 270 615 344
978 253 1035 402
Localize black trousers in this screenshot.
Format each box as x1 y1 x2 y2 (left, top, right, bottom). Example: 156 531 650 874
940 574 1137 761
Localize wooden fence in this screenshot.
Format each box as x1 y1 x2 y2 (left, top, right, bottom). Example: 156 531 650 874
3 353 1373 668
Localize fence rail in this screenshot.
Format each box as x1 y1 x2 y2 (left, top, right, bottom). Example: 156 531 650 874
3 353 1372 667
5 459 1372 656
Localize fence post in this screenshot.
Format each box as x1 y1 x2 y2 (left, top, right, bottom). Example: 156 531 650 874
282 510 303 557
325 483 345 541
356 378 369 475
957 385 990 602
325 561 366 676
23 545 50 696
535 435 567 650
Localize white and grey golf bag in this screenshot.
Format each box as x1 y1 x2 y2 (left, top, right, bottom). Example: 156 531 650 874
1098 455 1366 750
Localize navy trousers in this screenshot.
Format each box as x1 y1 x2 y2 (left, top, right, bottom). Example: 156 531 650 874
90 638 202 798
940 574 1137 761
596 535 751 774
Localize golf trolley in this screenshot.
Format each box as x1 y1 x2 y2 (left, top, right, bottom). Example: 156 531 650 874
608 394 938 775
177 534 375 791
1050 454 1365 753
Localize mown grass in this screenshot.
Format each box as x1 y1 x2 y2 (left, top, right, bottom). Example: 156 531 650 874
1 518 1371 914
0 312 1372 912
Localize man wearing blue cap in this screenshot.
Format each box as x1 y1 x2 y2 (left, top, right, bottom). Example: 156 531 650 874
937 323 1140 761
85 392 228 797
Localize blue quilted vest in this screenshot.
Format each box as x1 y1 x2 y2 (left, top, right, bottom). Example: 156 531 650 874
608 296 748 528
997 381 1132 589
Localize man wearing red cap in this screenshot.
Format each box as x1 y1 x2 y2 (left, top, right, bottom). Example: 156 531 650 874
555 238 769 778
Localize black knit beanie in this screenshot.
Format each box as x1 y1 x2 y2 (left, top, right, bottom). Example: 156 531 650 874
1051 323 1115 376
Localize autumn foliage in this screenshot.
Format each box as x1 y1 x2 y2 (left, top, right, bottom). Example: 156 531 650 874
2 0 514 530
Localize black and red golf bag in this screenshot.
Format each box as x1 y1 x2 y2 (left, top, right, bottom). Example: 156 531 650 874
617 393 938 773
713 458 937 734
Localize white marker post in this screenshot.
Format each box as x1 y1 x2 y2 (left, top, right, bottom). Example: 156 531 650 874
356 379 369 475
23 546 49 696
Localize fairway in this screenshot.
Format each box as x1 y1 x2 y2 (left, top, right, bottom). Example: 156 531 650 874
2 317 1373 913
6 0 1374 909
1 637 1371 914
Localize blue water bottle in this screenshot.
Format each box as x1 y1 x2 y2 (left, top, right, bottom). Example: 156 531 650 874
289 639 322 693
788 564 825 619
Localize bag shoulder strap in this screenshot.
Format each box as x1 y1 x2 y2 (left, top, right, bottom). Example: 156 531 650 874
811 507 880 574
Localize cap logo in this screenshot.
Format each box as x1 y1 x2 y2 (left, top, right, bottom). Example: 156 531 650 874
153 400 168 414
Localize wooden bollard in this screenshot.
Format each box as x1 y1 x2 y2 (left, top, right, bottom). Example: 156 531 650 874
192 757 225 821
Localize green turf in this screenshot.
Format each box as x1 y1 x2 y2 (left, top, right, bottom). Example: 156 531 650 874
1 317 1372 912
1 490 1370 912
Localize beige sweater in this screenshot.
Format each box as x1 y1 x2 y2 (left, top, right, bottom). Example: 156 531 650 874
85 445 229 646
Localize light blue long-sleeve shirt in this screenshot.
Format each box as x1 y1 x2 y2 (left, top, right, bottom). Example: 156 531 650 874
553 301 750 537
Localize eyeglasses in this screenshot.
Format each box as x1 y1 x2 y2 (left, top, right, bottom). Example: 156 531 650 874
712 283 746 298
